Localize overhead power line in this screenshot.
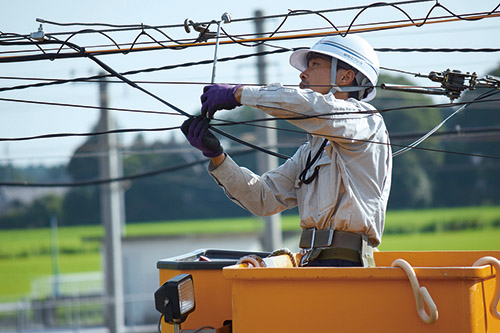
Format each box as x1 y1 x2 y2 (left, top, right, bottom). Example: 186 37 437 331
0 48 293 93
1 125 498 164
1 131 499 188
46 38 290 161
0 2 498 174
0 2 499 63
1 93 499 143
0 97 179 116
0 47 498 94
390 126 500 141
0 126 180 142
376 48 500 53
0 1 434 42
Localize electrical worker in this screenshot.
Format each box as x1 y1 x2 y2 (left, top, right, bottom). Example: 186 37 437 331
181 34 392 267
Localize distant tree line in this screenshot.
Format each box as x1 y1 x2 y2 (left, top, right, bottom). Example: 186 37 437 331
0 69 499 229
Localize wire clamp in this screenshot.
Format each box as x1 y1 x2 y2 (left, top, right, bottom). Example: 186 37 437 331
30 24 45 42
183 19 216 43
382 68 500 101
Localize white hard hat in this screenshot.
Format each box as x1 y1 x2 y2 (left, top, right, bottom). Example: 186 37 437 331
289 34 379 101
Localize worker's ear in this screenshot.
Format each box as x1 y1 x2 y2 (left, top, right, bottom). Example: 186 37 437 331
337 69 356 86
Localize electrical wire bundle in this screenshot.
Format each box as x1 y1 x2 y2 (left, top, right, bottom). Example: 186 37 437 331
0 0 499 187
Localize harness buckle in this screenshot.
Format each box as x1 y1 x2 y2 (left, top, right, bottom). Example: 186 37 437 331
300 248 322 266
300 229 322 266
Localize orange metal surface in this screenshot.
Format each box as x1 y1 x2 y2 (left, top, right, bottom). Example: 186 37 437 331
223 251 500 333
157 251 500 332
158 268 233 333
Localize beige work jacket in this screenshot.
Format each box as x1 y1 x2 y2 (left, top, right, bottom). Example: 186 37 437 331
209 83 392 246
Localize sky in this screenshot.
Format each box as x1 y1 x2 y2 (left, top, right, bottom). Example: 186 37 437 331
1 0 499 167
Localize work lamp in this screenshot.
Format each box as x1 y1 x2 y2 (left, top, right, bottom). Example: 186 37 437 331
155 273 196 324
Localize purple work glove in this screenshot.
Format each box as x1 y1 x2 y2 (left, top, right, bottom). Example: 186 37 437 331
200 84 242 118
181 116 223 158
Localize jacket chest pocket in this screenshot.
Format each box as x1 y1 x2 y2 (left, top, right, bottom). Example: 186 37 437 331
296 154 338 215
317 161 340 214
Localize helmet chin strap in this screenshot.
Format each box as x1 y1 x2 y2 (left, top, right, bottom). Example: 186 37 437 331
328 58 340 94
328 57 367 98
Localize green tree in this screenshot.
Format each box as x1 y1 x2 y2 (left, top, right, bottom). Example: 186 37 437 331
123 134 249 222
432 63 500 206
0 194 62 229
61 127 101 226
372 73 444 208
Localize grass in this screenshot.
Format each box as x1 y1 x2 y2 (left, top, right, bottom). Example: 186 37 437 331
383 206 500 234
126 216 265 236
379 228 500 251
0 226 103 259
1 206 499 301
0 253 101 302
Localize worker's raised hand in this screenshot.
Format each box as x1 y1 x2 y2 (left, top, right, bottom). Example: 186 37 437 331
201 84 242 118
181 116 223 158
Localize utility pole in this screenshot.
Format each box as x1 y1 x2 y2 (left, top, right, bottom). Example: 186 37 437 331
254 10 282 251
98 75 125 333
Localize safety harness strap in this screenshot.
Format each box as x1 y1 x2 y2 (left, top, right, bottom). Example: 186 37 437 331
299 228 375 267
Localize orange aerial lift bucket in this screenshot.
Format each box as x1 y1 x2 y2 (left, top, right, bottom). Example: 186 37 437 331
156 249 270 333
157 250 500 333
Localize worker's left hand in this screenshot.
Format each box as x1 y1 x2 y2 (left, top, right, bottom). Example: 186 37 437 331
201 84 242 118
181 116 223 158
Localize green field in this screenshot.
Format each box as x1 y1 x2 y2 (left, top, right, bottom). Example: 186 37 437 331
1 206 499 301
378 228 500 251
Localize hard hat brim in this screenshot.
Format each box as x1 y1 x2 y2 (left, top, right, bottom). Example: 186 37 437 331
289 48 310 72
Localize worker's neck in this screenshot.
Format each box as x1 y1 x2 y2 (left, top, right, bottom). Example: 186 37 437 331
333 91 350 100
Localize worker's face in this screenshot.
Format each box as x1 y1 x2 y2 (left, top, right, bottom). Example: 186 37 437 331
299 57 332 94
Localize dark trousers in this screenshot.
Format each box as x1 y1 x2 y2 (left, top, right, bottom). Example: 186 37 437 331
304 258 362 267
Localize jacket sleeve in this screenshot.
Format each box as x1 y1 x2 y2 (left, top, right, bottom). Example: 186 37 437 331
208 149 306 216
241 83 382 143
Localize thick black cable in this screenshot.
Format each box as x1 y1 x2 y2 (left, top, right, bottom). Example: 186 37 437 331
211 96 500 127
0 32 48 54
31 1 433 36
1 127 499 188
192 4 500 48
0 157 206 187
308 2 500 38
1 3 498 184
9 6 498 57
1 94 499 143
1 12 498 159
211 118 500 160
208 88 500 158
0 48 294 92
6 10 484 58
52 25 213 55
54 38 288 161
2 88 499 187
2 2 498 63
220 9 339 47
210 127 289 159
0 97 179 116
0 126 180 142
376 47 500 53
390 126 500 141
0 149 255 188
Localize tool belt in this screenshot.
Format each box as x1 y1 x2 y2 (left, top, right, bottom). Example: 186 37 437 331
299 228 374 267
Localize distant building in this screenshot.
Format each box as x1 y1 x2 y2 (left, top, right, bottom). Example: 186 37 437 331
0 187 67 214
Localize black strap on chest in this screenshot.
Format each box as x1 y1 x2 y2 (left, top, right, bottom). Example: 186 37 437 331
298 139 328 185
